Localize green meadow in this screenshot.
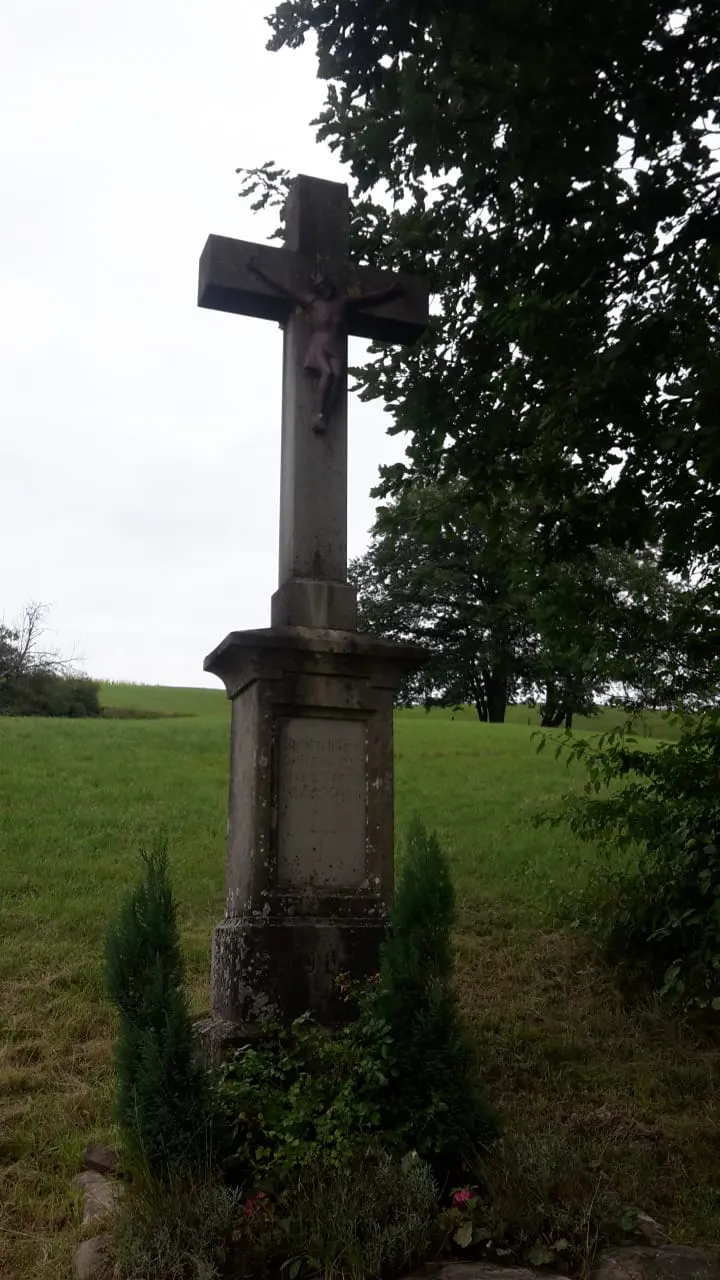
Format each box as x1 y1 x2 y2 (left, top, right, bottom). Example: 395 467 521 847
0 687 716 1278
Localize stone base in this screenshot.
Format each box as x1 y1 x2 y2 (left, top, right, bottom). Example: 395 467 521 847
210 917 386 1026
203 623 425 1040
194 1014 264 1068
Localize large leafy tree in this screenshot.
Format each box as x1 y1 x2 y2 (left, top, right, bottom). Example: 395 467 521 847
351 483 720 723
261 0 720 569
350 483 534 721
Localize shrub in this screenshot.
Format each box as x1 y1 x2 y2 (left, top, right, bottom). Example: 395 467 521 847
0 669 100 716
106 837 211 1181
0 603 100 717
213 1012 389 1187
371 817 498 1177
215 821 496 1190
541 713 720 1009
444 1131 627 1272
283 1150 438 1280
107 1177 244 1280
108 1151 437 1280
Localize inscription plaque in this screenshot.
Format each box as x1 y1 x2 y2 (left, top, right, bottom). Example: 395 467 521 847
276 717 367 888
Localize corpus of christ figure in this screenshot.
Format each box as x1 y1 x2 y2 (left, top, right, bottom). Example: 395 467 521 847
248 259 401 433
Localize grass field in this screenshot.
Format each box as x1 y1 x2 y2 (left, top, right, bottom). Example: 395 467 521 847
0 687 717 1278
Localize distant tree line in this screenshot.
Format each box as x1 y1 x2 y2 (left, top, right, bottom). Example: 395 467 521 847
0 603 100 717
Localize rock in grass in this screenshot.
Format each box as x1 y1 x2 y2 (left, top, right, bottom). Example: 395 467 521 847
74 1169 123 1225
634 1212 670 1247
73 1234 111 1280
592 1245 720 1280
408 1266 565 1280
82 1142 120 1176
406 1252 720 1280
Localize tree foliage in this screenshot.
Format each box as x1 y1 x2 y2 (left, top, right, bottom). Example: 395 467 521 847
543 714 720 1010
351 483 531 721
0 603 99 717
351 480 720 722
261 0 720 570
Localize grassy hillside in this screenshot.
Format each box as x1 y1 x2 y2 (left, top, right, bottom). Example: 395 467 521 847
100 680 228 718
0 687 715 1278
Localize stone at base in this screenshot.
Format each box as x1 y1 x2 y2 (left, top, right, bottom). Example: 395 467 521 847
194 1014 263 1068
405 1253 720 1280
634 1213 669 1248
406 1266 564 1280
82 1142 120 1177
210 917 385 1026
74 1170 123 1226
592 1246 720 1280
73 1235 112 1280
203 625 425 1040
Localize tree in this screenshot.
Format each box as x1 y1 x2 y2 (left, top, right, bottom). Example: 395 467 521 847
0 603 99 717
350 482 533 721
527 546 720 724
257 0 720 571
351 482 720 723
544 713 720 1009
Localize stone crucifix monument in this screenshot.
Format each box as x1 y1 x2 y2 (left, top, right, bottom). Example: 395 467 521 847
197 174 428 1044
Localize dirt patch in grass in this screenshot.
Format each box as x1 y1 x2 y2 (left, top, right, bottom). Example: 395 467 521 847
101 707 192 720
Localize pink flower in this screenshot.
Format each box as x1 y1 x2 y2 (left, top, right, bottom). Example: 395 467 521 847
243 1191 267 1218
453 1188 474 1207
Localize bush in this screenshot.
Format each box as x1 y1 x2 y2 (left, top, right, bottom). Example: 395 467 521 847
107 1177 244 1280
106 837 211 1182
213 1010 391 1187
282 1150 438 1280
107 1151 437 1280
541 713 720 1009
444 1131 627 1272
0 669 100 716
215 820 496 1190
372 817 498 1177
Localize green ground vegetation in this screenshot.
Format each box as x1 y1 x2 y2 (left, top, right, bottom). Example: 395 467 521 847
0 685 715 1279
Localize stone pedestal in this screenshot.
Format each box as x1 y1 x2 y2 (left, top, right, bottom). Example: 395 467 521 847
202 626 423 1038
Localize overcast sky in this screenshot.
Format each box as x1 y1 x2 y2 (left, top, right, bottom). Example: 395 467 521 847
1 0 406 686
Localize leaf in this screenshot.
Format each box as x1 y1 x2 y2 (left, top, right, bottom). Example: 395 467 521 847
528 1243 557 1267
454 1222 474 1248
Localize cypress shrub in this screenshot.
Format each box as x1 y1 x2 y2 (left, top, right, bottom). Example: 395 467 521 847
106 837 210 1182
374 817 498 1177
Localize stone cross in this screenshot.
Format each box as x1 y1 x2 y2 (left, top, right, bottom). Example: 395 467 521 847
196 175 428 1043
198 174 428 631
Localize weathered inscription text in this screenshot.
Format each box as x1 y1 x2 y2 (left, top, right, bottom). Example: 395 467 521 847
276 717 366 888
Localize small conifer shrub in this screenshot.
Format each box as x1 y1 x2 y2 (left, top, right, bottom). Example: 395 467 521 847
106 836 210 1181
372 817 498 1178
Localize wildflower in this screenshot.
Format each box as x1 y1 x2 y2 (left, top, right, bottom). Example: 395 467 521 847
243 1190 267 1218
453 1187 475 1207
